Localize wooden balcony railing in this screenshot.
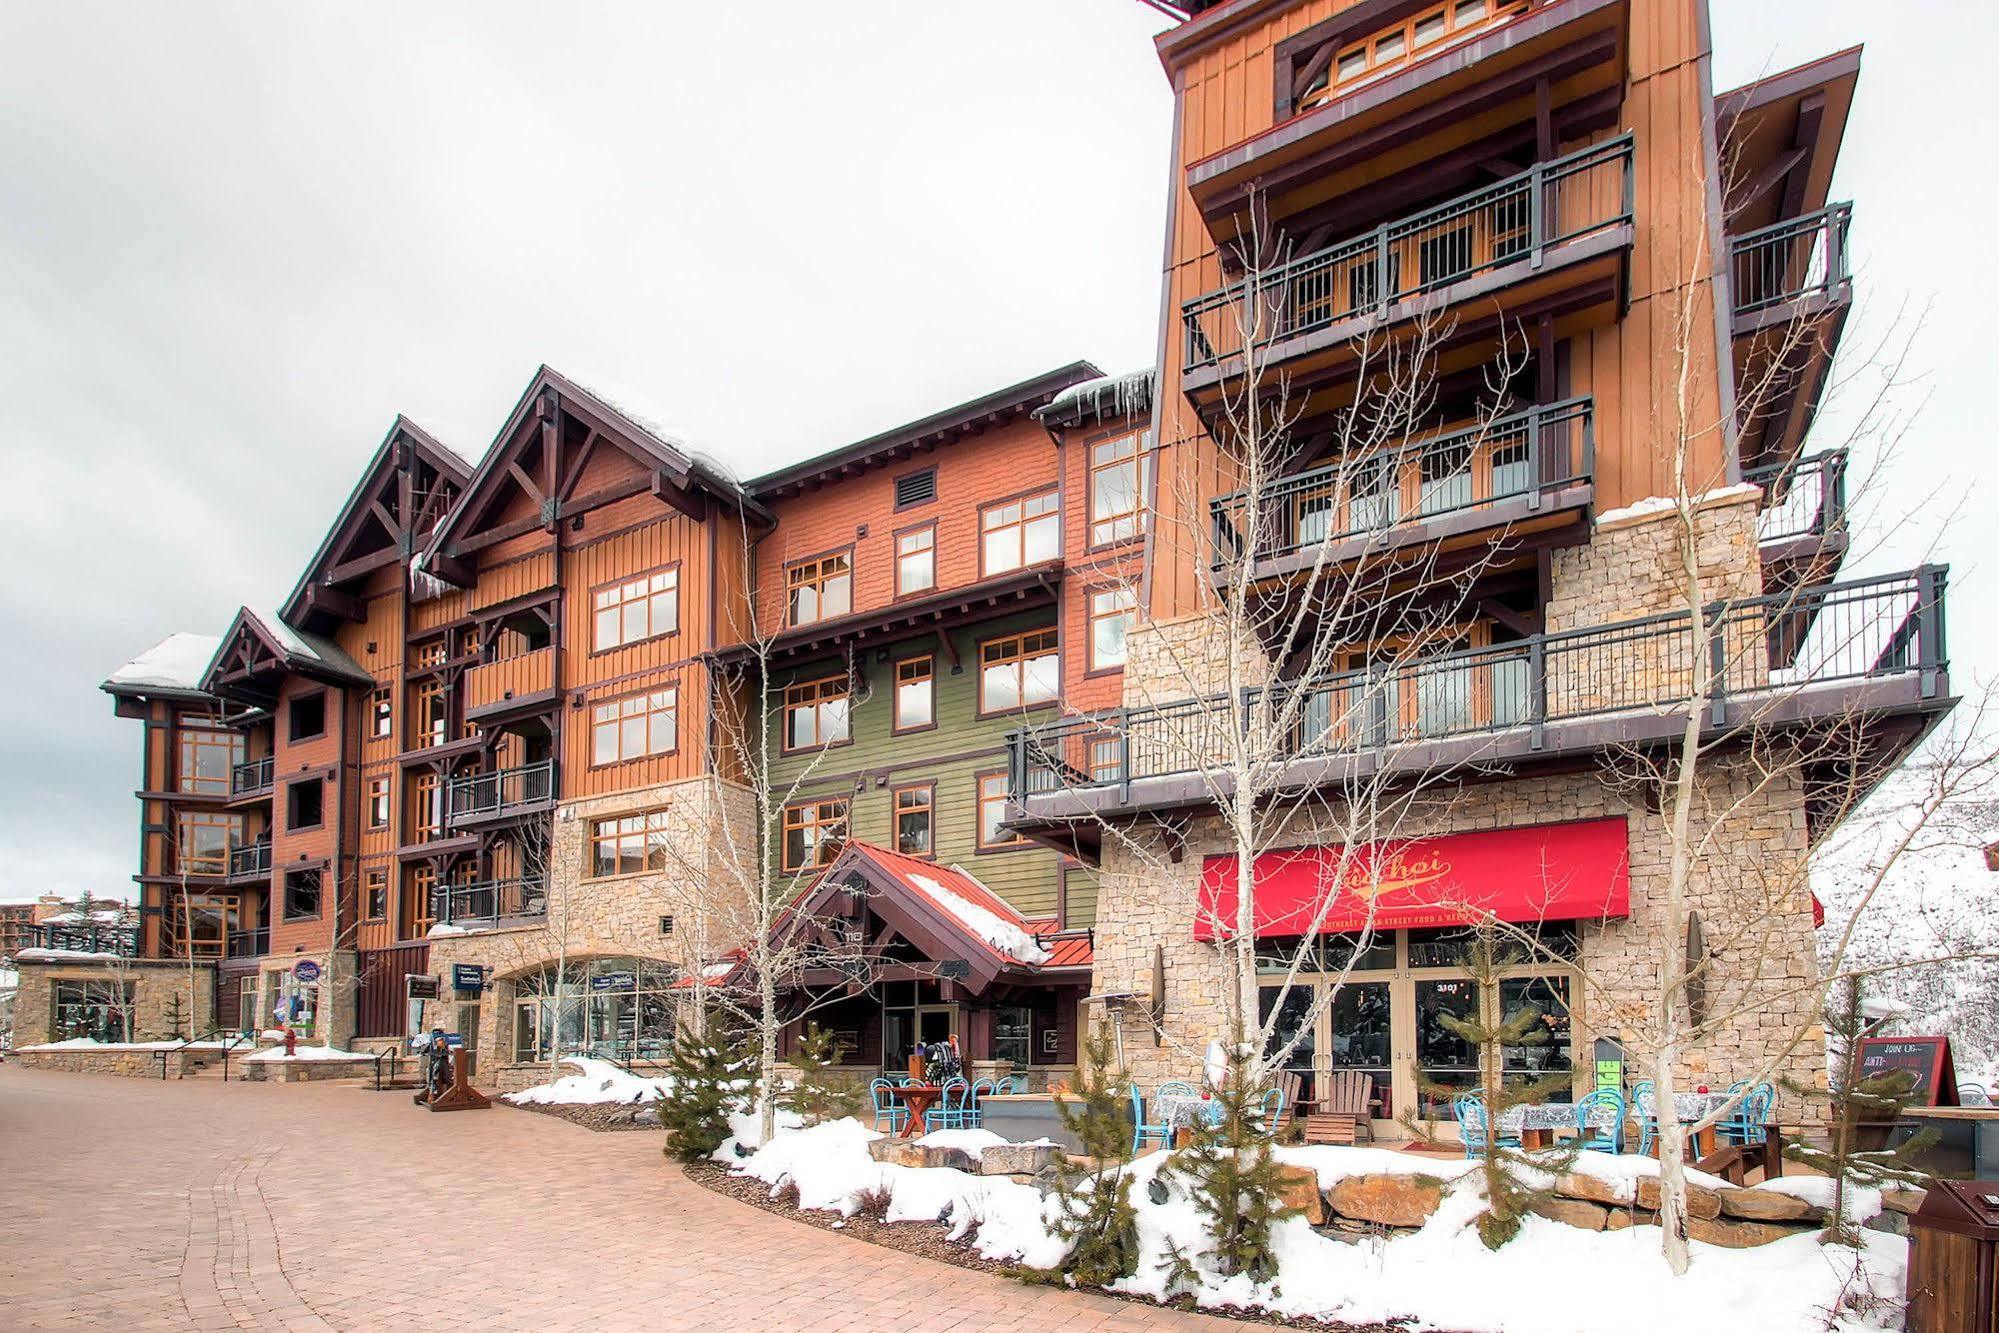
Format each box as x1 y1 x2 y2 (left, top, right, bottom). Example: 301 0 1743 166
1748 450 1848 548
231 756 274 797
432 876 548 930
1007 567 1948 807
446 759 558 827
1730 204 1851 323
1209 398 1594 568
1182 136 1634 373
464 646 555 717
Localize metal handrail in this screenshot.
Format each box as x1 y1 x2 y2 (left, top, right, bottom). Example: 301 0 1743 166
28 923 140 956
1007 567 1948 803
432 875 548 929
231 755 274 795
1746 449 1849 547
1209 398 1595 566
1730 203 1851 318
227 841 272 880
225 927 269 959
153 1027 256 1082
1182 135 1636 371
446 758 557 823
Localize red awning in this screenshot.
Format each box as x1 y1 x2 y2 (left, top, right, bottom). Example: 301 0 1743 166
1196 818 1631 940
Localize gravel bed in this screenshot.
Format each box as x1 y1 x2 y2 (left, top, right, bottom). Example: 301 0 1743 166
501 1097 664 1132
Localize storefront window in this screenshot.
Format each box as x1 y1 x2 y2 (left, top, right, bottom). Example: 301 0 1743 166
1499 974 1573 1091
993 1005 1033 1069
511 957 677 1064
1414 977 1479 1114
1327 980 1393 1118
53 980 132 1042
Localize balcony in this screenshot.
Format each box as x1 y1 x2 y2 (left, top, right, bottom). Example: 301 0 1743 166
27 922 140 957
230 756 274 799
1209 398 1594 584
1730 204 1851 336
446 759 558 831
1749 450 1849 594
226 926 269 960
433 876 547 930
1730 205 1852 476
1181 138 1634 398
226 840 272 885
1006 568 1949 839
464 646 557 724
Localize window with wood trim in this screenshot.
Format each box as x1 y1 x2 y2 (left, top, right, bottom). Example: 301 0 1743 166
588 809 672 879
978 628 1058 713
370 687 393 739
366 777 390 830
1089 738 1124 783
782 798 849 873
412 640 448 669
592 565 679 652
980 489 1060 575
1299 0 1524 109
977 772 1025 849
283 868 322 922
787 552 852 627
783 675 851 750
1088 434 1151 546
364 869 388 921
178 721 243 796
591 687 679 766
1088 586 1138 671
404 865 435 938
411 772 443 843
893 784 934 858
176 811 241 875
286 778 323 832
288 692 325 742
893 656 934 732
895 525 936 597
176 893 238 959
410 678 446 749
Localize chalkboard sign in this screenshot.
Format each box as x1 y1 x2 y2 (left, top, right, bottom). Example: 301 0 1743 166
1855 1036 1959 1107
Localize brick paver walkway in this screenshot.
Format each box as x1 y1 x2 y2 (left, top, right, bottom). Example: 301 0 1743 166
0 1067 1228 1331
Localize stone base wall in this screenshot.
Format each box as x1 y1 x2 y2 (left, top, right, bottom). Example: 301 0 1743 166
13 1047 180 1078
10 956 218 1045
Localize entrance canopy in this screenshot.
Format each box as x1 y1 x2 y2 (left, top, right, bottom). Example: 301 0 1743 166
1196 817 1629 940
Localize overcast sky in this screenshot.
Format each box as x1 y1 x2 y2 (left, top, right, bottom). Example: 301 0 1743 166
2 1 1991 904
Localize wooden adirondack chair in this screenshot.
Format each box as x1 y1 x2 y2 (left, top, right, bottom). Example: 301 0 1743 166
1269 1070 1304 1135
1302 1070 1376 1144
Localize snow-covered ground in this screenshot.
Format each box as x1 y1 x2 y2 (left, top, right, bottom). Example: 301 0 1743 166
241 1043 365 1063
20 1036 253 1052
505 1056 673 1106
724 1120 1907 1333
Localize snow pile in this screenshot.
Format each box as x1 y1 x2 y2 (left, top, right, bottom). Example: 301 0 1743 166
20 1037 251 1052
14 948 128 962
242 1043 367 1063
727 1123 1910 1333
1039 369 1154 423
909 871 1051 964
505 1056 672 1106
104 632 221 693
1595 483 1760 528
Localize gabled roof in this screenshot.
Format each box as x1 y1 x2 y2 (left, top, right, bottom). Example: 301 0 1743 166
280 415 475 632
745 362 1104 500
1717 47 1861 230
102 633 223 702
201 606 372 704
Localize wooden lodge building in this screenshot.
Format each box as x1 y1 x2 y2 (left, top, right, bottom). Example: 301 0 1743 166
31 0 1951 1120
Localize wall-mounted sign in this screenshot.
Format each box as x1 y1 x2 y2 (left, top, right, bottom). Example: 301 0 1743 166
406 973 441 1001
292 960 322 983
451 964 486 995
589 971 636 992
1041 1027 1059 1056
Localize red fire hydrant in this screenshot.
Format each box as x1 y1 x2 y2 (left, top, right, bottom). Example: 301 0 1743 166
283 1025 298 1058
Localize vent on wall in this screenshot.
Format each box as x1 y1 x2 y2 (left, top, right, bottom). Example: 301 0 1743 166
659 915 674 936
894 468 936 508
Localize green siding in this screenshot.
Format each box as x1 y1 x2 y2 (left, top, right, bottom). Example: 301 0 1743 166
767 609 1080 924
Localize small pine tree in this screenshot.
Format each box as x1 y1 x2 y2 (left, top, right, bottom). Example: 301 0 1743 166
1401 925 1574 1249
1785 976 1936 1246
1162 1027 1303 1289
658 1025 745 1163
1046 1021 1143 1286
161 992 188 1041
781 1025 861 1126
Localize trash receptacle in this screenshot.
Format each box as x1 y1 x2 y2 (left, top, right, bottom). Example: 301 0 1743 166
1907 1180 1999 1333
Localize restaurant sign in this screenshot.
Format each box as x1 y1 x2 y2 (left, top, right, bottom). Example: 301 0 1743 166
1195 818 1630 940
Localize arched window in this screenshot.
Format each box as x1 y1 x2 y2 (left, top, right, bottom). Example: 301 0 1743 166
511 957 678 1064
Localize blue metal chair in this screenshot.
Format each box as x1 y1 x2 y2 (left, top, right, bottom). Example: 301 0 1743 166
966 1077 995 1127
1130 1084 1172 1154
1573 1087 1624 1154
924 1077 974 1132
1722 1083 1774 1146
1632 1080 1659 1156
1255 1085 1286 1136
869 1077 909 1135
998 1073 1027 1093
1157 1079 1198 1100
1454 1093 1521 1158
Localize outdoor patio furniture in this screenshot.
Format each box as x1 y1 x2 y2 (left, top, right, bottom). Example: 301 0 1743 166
1157 1079 1198 1100
993 1073 1027 1093
924 1077 974 1132
1302 1069 1376 1144
1720 1083 1775 1146
1269 1070 1303 1134
870 1077 910 1135
1573 1087 1624 1153
1959 1083 1992 1107
1131 1085 1172 1154
1254 1085 1286 1136
1634 1083 1737 1156
1454 1093 1522 1158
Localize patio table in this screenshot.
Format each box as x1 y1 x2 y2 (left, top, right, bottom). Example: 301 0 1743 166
887 1083 943 1138
1156 1092 1223 1145
1497 1101 1606 1150
1638 1090 1738 1157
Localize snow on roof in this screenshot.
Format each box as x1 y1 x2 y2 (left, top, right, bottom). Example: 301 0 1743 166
1037 368 1154 423
401 416 487 473
555 369 699 459
908 869 1052 966
236 608 373 685
105 632 223 696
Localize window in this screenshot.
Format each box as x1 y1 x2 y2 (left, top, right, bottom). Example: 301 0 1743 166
1089 738 1124 783
53 980 133 1043
589 809 671 879
288 692 326 741
283 868 322 921
993 1004 1033 1068
370 688 393 738
979 628 1058 714
410 679 446 748
364 870 388 921
782 798 849 873
592 566 679 652
177 811 240 875
893 784 934 858
1088 434 1151 546
893 656 934 732
591 688 679 766
1303 0 1524 107
175 894 237 959
787 552 852 627
895 525 936 597
404 864 435 938
413 640 447 669
286 778 323 831
977 772 1025 849
894 468 936 509
411 773 443 842
1088 586 1137 671
366 777 390 830
980 490 1060 574
784 675 851 750
512 957 678 1063
178 722 243 796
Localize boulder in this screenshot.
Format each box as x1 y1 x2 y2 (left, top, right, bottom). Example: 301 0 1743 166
1529 1197 1608 1231
1685 1215 1809 1249
1554 1172 1630 1207
1717 1188 1825 1223
1635 1176 1722 1219
866 1140 973 1171
1602 1207 1636 1231
977 1143 1062 1177
1273 1164 1325 1226
1327 1174 1446 1229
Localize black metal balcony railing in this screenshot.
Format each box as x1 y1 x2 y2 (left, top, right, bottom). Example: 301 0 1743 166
226 926 269 959
227 841 272 881
1210 398 1595 568
1182 135 1636 373
1007 568 1947 804
28 922 141 956
447 759 557 825
1748 450 1849 548
231 755 274 796
432 876 548 930
1730 203 1851 321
